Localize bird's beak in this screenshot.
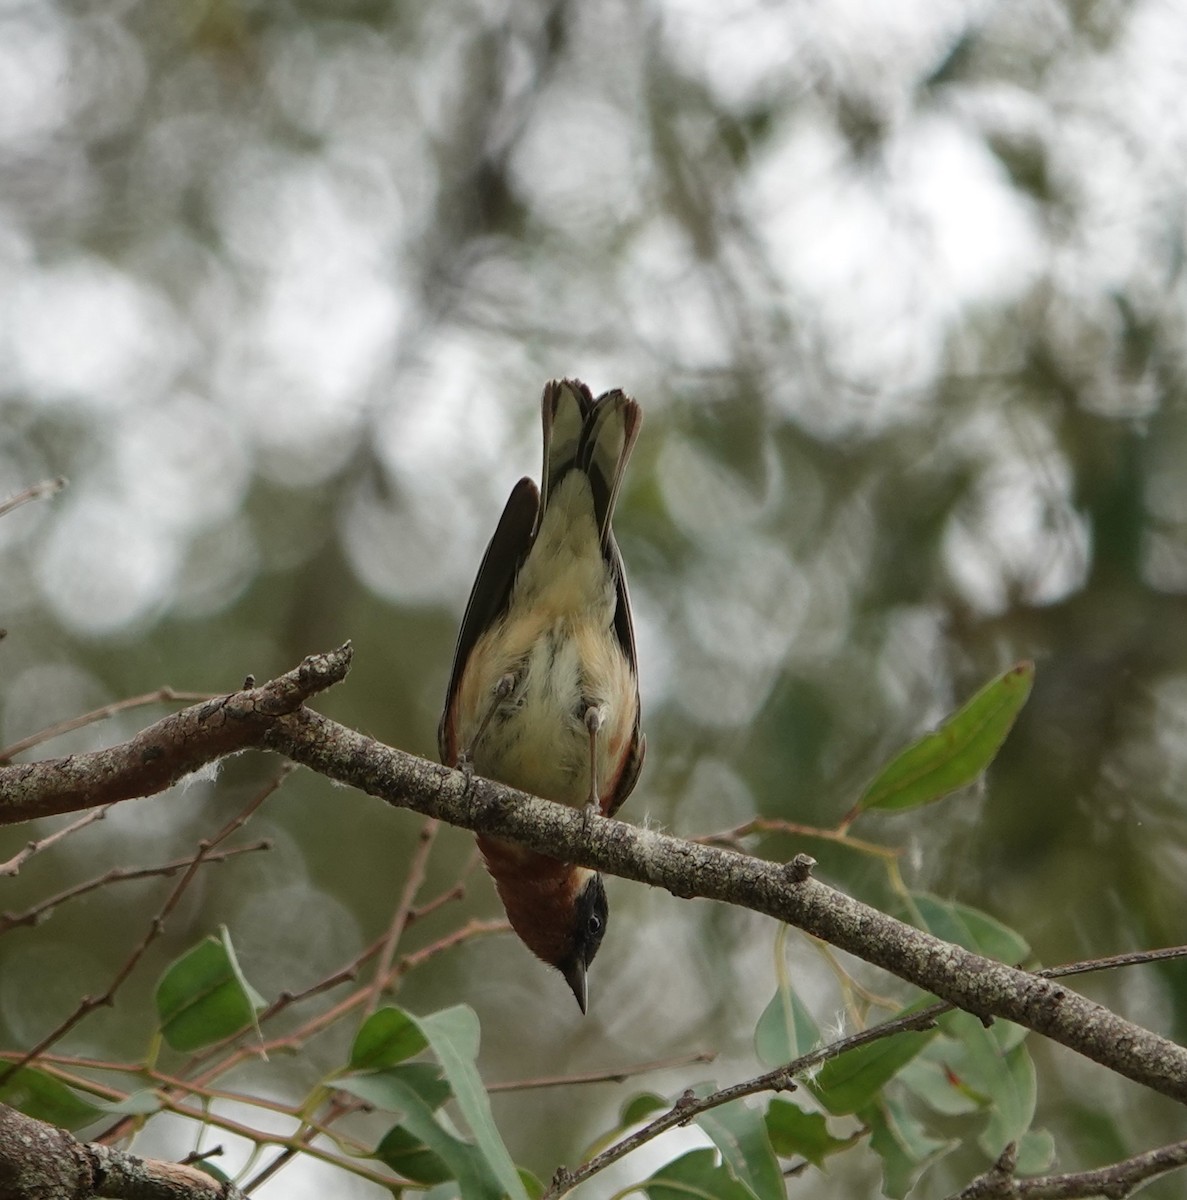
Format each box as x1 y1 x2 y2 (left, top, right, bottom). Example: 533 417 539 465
562 959 588 1014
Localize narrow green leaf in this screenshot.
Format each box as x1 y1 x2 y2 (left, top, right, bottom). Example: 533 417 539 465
754 981 819 1067
911 894 1030 964
0 1068 103 1130
865 1097 954 1199
640 1147 756 1200
763 1098 850 1167
155 928 265 1052
856 661 1034 814
94 1089 164 1117
350 1006 428 1070
342 1071 501 1200
411 1006 528 1200
696 1098 783 1200
808 1019 936 1115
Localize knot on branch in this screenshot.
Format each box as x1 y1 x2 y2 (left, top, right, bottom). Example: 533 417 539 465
784 853 816 883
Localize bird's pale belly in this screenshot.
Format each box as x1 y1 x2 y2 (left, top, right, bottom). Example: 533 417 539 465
464 621 635 809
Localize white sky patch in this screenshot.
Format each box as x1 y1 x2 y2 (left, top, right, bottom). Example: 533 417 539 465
8 257 186 410
37 492 180 635
893 113 1045 304
342 334 525 606
0 7 70 148
941 408 1092 614
113 394 252 536
509 91 643 236
754 107 1043 398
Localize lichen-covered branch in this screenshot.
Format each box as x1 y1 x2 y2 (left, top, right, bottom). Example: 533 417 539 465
265 704 1187 1107
2 646 1185 1119
0 1102 244 1199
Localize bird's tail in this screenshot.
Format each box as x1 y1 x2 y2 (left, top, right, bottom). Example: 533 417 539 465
540 379 641 546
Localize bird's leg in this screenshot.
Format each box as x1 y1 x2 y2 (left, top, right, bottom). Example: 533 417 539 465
459 672 516 773
581 702 605 834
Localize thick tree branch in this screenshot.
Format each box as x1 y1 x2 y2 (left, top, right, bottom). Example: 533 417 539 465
0 646 351 823
2 647 1185 1117
0 1102 244 1199
265 705 1187 1107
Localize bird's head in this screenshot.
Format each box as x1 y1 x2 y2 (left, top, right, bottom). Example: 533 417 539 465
481 846 608 1013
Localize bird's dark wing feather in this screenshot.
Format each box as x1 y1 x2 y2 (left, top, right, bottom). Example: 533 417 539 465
604 531 645 816
438 477 539 762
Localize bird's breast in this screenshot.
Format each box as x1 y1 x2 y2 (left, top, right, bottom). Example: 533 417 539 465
460 612 636 809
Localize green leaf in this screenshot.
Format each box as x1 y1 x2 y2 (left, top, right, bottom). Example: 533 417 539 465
155 927 265 1052
899 1049 981 1116
865 1096 954 1199
763 1098 850 1167
1015 1128 1056 1173
696 1099 783 1200
949 1012 1036 1157
0 1067 103 1130
375 1124 453 1185
911 894 1030 964
518 1168 545 1199
855 661 1034 814
343 1071 501 1200
411 1006 528 1200
350 1006 428 1070
640 1148 757 1200
754 981 819 1067
808 1018 936 1115
621 1092 667 1125
384 1061 450 1110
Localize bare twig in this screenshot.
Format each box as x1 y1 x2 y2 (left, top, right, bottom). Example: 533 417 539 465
0 688 217 764
0 805 112 876
0 840 270 934
696 816 900 860
366 816 440 1017
0 476 66 520
489 1050 717 1093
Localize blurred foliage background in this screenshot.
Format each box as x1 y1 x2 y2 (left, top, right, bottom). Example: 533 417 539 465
2 0 1187 1195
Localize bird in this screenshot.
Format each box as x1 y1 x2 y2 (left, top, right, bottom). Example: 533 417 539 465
438 378 645 1013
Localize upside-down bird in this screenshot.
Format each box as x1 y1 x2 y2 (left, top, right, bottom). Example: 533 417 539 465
438 379 645 1012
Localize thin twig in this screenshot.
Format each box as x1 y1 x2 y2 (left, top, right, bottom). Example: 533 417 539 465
0 806 112 877
0 770 289 1088
366 817 440 1017
0 688 218 764
0 841 270 934
489 1051 717 1093
241 1094 365 1193
696 817 900 860
0 476 66 520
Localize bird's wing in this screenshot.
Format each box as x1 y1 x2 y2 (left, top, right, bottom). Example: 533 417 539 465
438 476 539 763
